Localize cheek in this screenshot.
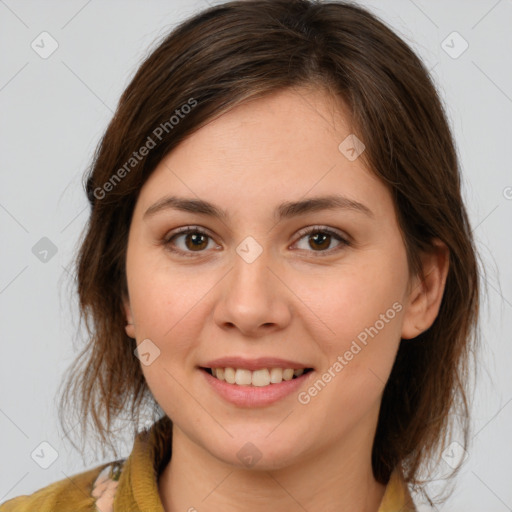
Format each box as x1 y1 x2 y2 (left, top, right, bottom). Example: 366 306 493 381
126 244 221 364
294 244 408 384
294 260 406 433
306 261 405 342
126 252 210 418
127 237 186 333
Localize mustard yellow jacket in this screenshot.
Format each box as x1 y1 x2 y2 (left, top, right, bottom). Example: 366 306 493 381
0 418 417 511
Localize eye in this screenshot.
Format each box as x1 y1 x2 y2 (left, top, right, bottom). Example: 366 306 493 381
292 225 350 256
163 226 219 257
162 225 350 258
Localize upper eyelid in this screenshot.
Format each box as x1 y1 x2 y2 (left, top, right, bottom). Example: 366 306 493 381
294 225 348 240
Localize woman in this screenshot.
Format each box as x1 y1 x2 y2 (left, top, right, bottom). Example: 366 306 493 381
0 0 480 511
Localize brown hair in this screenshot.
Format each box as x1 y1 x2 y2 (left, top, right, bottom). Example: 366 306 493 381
57 0 480 503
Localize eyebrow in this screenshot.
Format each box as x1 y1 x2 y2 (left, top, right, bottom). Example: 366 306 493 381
143 194 374 221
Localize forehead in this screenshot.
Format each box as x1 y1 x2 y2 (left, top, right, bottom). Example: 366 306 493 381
135 87 393 222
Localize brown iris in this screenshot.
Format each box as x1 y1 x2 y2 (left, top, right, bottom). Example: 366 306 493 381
309 232 331 251
185 233 209 251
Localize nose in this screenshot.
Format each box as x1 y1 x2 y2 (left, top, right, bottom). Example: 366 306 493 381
213 246 292 338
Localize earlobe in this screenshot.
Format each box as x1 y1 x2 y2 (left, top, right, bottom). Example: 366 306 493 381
401 239 450 340
123 297 136 339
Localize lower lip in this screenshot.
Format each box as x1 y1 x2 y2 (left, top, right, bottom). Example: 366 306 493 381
200 368 314 408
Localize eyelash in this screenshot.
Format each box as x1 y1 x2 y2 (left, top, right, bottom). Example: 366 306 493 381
162 225 350 258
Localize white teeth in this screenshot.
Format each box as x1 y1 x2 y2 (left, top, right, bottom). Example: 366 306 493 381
269 368 283 383
282 368 294 381
209 367 309 386
224 367 236 384
251 369 270 387
235 369 252 386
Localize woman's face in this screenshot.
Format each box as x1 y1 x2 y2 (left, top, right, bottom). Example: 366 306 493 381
123 86 426 470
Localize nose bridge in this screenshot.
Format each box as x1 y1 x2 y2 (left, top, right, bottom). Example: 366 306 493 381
214 235 290 333
230 237 274 306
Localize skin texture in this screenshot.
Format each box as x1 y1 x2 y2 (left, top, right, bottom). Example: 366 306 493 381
123 86 449 512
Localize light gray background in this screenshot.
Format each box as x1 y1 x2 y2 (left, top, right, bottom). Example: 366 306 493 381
1 0 511 510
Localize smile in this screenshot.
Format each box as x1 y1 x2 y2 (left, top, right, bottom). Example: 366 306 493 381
203 367 314 386
200 366 315 407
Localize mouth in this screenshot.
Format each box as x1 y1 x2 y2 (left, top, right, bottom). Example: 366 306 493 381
200 366 314 387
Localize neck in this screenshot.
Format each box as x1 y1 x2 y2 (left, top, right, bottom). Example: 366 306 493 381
158 424 386 512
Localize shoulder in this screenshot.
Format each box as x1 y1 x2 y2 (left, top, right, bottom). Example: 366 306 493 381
0 459 126 512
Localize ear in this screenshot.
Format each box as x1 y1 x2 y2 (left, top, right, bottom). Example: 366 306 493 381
123 295 136 339
401 239 450 340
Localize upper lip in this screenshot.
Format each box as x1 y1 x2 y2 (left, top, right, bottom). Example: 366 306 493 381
201 357 313 371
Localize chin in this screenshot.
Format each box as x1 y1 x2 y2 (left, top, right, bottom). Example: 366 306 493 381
202 430 310 471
